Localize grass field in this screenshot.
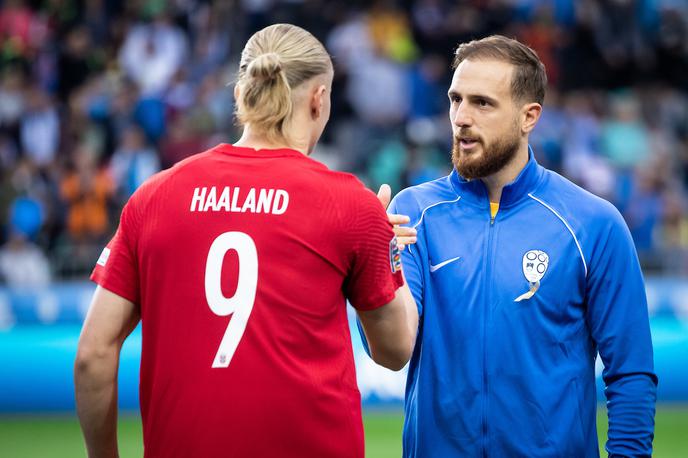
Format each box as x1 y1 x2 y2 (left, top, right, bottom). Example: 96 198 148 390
1 406 686 457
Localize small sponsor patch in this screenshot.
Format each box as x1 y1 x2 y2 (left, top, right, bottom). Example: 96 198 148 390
389 237 401 273
97 247 111 267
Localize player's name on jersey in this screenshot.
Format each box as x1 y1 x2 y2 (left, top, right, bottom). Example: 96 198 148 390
190 186 289 215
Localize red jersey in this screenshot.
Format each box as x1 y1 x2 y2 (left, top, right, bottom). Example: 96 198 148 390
91 144 403 458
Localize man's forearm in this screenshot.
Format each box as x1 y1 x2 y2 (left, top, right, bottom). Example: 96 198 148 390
399 270 419 348
74 348 121 458
605 372 657 457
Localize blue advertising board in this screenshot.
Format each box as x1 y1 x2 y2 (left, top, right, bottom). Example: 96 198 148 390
0 279 687 412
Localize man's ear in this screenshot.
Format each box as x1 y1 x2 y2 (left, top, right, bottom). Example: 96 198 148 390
521 103 542 134
311 85 326 119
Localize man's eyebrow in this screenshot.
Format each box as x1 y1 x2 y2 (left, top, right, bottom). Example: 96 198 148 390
468 94 499 104
447 90 499 104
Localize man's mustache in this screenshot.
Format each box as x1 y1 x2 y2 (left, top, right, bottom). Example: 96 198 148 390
455 130 482 143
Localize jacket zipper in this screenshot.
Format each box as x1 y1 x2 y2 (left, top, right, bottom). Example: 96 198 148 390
482 205 496 456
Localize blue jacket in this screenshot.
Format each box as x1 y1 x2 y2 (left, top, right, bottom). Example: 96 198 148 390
385 151 656 457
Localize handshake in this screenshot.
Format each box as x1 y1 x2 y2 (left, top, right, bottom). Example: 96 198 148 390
377 184 417 252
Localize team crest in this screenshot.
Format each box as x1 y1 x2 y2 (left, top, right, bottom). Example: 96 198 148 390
389 236 401 273
522 250 549 283
515 250 549 302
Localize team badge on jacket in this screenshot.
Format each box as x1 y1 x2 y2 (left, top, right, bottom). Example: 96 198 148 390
515 249 549 302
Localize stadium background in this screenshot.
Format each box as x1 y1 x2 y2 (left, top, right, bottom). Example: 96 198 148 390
1 0 687 456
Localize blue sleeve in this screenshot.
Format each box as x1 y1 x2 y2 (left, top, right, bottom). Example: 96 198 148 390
389 196 425 316
356 195 425 357
585 207 657 457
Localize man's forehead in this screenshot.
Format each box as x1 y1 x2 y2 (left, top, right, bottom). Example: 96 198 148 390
449 59 513 96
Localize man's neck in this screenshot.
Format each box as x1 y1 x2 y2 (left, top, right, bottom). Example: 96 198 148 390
234 126 309 156
480 142 530 203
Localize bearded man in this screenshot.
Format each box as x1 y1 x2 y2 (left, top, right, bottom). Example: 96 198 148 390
380 35 657 457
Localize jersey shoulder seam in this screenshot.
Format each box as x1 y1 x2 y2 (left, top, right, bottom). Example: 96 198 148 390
527 192 588 278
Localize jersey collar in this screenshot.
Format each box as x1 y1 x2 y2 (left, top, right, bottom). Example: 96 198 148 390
216 143 307 159
449 145 543 208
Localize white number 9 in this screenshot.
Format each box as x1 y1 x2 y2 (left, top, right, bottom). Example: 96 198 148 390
205 231 258 368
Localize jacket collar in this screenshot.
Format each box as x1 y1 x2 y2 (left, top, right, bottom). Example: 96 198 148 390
449 146 544 208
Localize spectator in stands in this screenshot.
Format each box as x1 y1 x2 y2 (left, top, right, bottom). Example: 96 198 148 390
159 114 209 168
0 196 50 288
59 143 113 243
19 87 60 167
109 124 160 203
118 8 188 97
0 0 46 59
57 26 97 103
0 67 26 135
600 92 651 211
409 54 448 120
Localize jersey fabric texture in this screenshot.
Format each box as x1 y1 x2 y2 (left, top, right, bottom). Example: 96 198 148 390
387 149 657 457
91 144 403 458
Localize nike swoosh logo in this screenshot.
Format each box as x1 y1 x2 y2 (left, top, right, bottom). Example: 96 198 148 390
429 256 461 272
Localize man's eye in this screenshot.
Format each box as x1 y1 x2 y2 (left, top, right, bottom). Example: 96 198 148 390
451 95 461 103
478 99 489 107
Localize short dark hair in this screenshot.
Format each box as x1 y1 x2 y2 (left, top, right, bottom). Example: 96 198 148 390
452 35 547 105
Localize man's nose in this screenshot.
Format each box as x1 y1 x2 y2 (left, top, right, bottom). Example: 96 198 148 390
452 103 473 128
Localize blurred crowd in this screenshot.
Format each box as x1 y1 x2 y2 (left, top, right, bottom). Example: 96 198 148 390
0 0 687 287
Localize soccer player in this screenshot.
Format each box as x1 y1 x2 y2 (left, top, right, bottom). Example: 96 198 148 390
382 36 657 456
74 24 418 458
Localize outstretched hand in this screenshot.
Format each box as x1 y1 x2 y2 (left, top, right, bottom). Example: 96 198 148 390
377 184 417 250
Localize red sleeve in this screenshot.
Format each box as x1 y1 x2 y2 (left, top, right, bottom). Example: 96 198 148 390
344 188 404 311
90 197 140 304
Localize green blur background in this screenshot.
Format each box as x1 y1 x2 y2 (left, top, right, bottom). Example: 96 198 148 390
1 407 687 457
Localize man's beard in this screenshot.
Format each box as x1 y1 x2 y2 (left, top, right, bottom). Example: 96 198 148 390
451 127 520 180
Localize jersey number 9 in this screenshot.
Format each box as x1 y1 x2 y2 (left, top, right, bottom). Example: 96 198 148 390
204 231 258 368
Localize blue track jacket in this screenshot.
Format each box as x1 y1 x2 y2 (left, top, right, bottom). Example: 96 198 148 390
380 150 657 457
